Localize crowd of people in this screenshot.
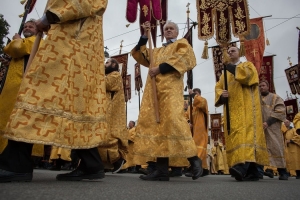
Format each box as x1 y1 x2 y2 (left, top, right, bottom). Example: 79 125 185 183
0 1 299 183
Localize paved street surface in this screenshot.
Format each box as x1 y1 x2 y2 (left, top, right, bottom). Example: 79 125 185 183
1 169 299 200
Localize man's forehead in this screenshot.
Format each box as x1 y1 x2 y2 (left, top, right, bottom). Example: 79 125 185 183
164 24 175 29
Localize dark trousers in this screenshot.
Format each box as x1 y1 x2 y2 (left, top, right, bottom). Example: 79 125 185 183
0 140 103 173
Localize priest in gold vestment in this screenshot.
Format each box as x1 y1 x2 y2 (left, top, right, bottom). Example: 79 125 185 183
186 88 209 176
283 119 300 179
0 0 108 182
131 21 202 181
215 46 269 181
259 81 289 180
98 58 128 173
0 20 44 158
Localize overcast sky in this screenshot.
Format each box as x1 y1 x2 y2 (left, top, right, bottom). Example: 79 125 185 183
0 0 299 125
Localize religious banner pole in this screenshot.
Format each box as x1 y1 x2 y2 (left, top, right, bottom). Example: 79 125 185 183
146 26 160 123
126 0 168 123
24 0 50 76
223 63 230 134
186 2 194 136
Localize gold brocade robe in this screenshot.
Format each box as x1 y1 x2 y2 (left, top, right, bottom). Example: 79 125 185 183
0 36 43 156
123 127 136 168
50 146 71 161
131 38 197 158
186 95 209 169
215 61 269 167
3 0 108 149
261 93 286 168
98 71 127 163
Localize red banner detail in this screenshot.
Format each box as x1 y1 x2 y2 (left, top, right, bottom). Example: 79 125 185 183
135 63 143 92
126 0 167 47
125 74 131 102
211 43 237 82
244 17 265 73
260 56 275 93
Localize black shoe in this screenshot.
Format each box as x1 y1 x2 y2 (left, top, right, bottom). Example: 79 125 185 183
243 174 260 181
49 165 61 171
201 169 210 177
296 176 300 179
279 174 288 180
185 172 193 177
139 170 169 181
0 169 32 183
188 156 203 180
139 167 155 175
263 171 274 178
168 170 182 177
112 158 126 174
61 163 72 170
229 167 243 181
56 169 105 181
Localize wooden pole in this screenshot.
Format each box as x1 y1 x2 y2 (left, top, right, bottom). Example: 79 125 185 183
147 30 160 123
24 1 49 76
186 2 194 136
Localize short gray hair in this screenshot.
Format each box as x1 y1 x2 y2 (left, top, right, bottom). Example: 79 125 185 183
163 20 179 33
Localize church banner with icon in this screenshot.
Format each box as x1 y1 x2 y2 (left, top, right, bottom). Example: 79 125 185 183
210 113 222 143
285 64 300 95
259 56 275 93
284 98 299 121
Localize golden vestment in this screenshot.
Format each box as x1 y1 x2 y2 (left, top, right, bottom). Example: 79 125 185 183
0 36 43 157
131 38 197 158
98 71 127 164
123 127 136 169
186 95 209 169
50 146 71 161
261 92 286 168
215 61 269 167
284 113 300 170
3 0 108 149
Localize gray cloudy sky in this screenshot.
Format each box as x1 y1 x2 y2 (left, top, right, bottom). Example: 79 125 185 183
0 0 299 125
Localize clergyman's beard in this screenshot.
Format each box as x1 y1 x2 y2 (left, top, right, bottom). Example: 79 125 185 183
23 31 34 38
105 65 118 75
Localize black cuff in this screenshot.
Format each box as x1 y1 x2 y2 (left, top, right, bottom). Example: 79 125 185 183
45 11 60 24
225 64 236 76
135 36 148 51
216 96 227 105
266 117 278 126
159 63 175 74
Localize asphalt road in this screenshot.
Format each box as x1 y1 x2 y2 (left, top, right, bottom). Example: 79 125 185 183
1 170 299 200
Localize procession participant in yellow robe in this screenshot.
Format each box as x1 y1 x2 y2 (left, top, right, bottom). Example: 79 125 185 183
98 58 127 173
215 46 269 181
285 118 300 179
0 20 44 158
123 121 136 172
185 88 209 176
131 20 202 181
259 81 289 180
222 145 230 175
0 0 108 182
214 141 225 174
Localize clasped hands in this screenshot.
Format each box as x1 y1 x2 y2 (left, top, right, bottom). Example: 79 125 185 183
148 67 160 78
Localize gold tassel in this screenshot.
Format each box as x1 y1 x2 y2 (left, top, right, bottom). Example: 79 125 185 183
266 38 270 46
239 36 245 57
201 41 209 59
222 47 230 64
20 0 26 5
19 13 24 18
